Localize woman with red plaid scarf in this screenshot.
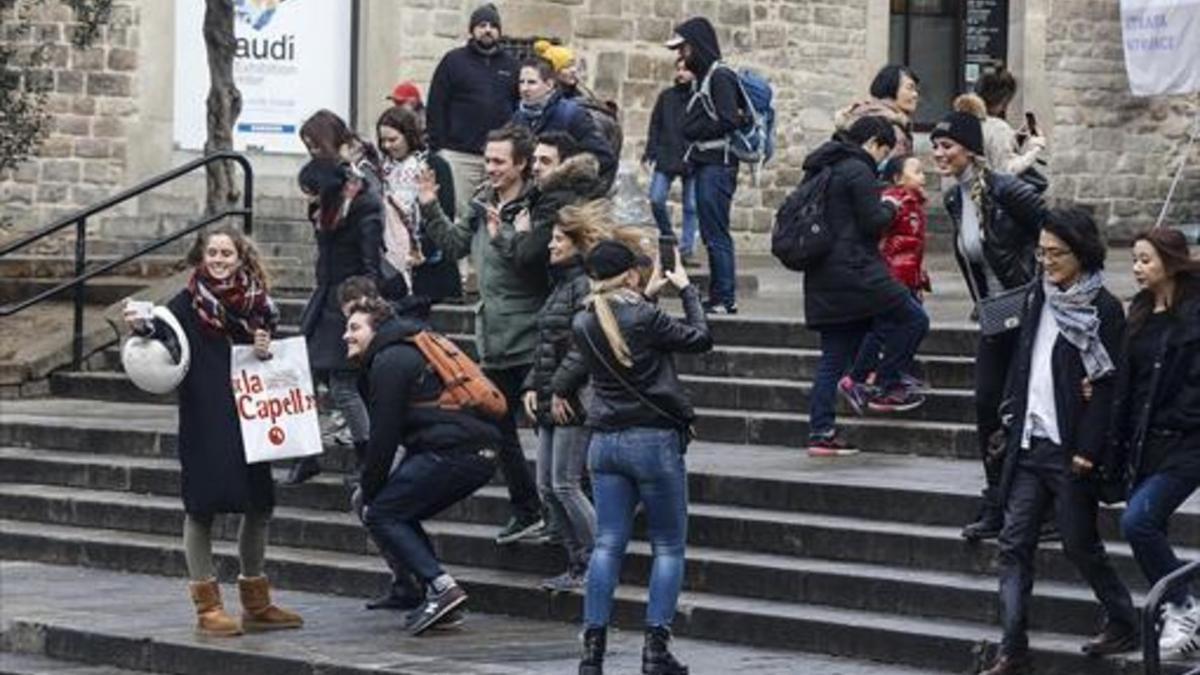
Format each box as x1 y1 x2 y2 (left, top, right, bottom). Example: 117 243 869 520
123 225 302 638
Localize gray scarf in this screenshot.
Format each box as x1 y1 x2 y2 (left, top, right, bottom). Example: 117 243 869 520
1043 271 1114 380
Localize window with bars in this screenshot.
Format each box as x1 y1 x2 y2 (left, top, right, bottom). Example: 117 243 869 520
499 36 561 62
889 0 964 130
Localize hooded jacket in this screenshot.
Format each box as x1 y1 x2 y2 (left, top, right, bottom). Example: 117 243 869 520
800 139 906 328
511 91 616 185
426 41 519 154
879 185 930 292
493 153 607 278
358 313 503 501
418 180 546 370
522 258 592 427
676 17 743 167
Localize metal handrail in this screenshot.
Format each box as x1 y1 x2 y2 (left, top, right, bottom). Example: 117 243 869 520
1142 559 1200 675
0 151 254 368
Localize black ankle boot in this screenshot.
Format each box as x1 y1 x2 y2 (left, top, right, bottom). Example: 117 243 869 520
280 456 321 486
642 626 687 674
579 626 606 675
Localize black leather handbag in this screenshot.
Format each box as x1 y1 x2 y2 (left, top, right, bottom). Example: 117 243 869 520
975 283 1034 336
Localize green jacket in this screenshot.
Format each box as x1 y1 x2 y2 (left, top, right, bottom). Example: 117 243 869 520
419 182 548 370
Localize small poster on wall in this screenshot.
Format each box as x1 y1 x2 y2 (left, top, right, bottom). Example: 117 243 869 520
172 0 352 154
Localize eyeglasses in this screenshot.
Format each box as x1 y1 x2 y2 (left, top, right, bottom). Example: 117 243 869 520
1034 247 1074 263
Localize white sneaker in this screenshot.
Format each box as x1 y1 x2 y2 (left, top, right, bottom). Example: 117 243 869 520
1159 598 1200 657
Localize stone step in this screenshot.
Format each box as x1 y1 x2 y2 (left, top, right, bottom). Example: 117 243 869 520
0 651 156 675
0 255 185 280
3 444 1194 593
0 563 858 675
0 277 152 307
0 519 1163 675
52 362 976 425
0 483 1129 638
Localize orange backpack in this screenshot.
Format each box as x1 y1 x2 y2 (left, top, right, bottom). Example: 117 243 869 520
407 330 508 421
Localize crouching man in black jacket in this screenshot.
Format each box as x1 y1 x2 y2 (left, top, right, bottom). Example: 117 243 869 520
344 297 502 636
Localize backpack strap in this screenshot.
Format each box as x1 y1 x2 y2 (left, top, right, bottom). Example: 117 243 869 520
580 324 689 430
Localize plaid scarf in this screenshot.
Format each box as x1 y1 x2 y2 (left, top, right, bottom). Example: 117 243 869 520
1044 271 1114 380
189 267 278 342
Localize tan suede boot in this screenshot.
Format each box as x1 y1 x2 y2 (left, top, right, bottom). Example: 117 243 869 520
238 575 303 632
188 579 243 637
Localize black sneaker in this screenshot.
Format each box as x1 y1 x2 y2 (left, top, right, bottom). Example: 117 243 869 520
495 514 545 545
365 584 423 611
407 585 468 636
866 387 926 413
278 456 321 486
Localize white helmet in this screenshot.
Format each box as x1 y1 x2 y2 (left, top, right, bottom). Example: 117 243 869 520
121 306 191 394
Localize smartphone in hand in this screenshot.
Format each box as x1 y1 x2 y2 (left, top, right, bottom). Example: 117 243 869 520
1024 111 1039 136
658 234 677 272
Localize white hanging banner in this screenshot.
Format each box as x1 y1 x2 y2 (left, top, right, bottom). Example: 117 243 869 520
1121 0 1200 97
172 0 352 154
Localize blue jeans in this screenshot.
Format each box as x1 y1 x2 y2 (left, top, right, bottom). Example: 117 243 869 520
1121 471 1200 606
536 425 597 569
694 163 738 307
363 448 495 583
809 296 929 438
848 292 930 384
584 427 688 629
649 171 698 257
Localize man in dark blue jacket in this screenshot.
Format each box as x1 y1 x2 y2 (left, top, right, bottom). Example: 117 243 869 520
426 3 519 221
669 16 743 314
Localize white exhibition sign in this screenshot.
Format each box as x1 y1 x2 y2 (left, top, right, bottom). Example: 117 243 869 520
173 0 352 154
1121 0 1200 96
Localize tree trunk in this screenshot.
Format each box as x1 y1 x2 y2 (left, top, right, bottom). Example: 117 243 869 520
203 0 242 215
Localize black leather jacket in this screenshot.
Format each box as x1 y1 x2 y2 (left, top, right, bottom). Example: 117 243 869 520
565 285 713 431
943 170 1046 301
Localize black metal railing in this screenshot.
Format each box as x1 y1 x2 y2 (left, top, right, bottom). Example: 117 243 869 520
0 151 253 368
1143 559 1200 675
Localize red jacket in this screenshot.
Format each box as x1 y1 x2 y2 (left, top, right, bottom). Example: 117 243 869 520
879 186 930 292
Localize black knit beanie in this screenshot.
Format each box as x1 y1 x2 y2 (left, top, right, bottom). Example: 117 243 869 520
930 111 984 156
469 3 501 32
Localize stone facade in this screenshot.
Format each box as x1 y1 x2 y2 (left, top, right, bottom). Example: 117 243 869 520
1046 0 1199 239
1 0 1197 244
0 0 140 234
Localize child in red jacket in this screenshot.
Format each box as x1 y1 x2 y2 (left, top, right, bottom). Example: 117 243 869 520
838 154 931 415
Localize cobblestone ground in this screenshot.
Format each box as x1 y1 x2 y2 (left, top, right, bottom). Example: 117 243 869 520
0 561 942 674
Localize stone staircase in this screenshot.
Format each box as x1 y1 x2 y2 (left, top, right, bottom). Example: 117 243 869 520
1 282 1193 673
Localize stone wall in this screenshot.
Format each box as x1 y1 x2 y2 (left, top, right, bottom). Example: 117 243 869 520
0 0 140 234
1046 0 1200 239
385 0 878 242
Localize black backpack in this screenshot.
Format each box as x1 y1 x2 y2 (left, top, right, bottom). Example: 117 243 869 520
771 167 835 272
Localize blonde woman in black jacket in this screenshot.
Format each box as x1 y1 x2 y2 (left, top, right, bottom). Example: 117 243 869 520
573 240 712 675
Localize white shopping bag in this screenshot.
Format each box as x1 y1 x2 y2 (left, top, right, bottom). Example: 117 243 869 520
231 336 323 464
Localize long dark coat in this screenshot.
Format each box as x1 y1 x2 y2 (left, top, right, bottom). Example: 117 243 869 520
167 290 275 516
300 189 383 372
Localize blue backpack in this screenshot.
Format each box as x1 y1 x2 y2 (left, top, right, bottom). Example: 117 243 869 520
690 63 776 183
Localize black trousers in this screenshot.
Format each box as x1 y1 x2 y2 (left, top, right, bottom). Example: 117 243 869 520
975 330 1020 499
996 439 1137 656
484 364 542 520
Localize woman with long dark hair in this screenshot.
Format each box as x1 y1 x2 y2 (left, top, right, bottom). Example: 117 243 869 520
122 225 301 637
1115 228 1200 658
572 240 712 675
376 105 462 302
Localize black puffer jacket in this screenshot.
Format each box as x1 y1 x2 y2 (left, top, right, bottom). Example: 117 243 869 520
944 170 1047 300
494 154 606 279
997 280 1126 504
800 139 906 329
1111 292 1200 479
357 314 503 502
567 285 712 431
522 259 591 427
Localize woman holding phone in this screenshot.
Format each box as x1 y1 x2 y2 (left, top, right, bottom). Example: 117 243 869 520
572 239 712 675
123 225 301 637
